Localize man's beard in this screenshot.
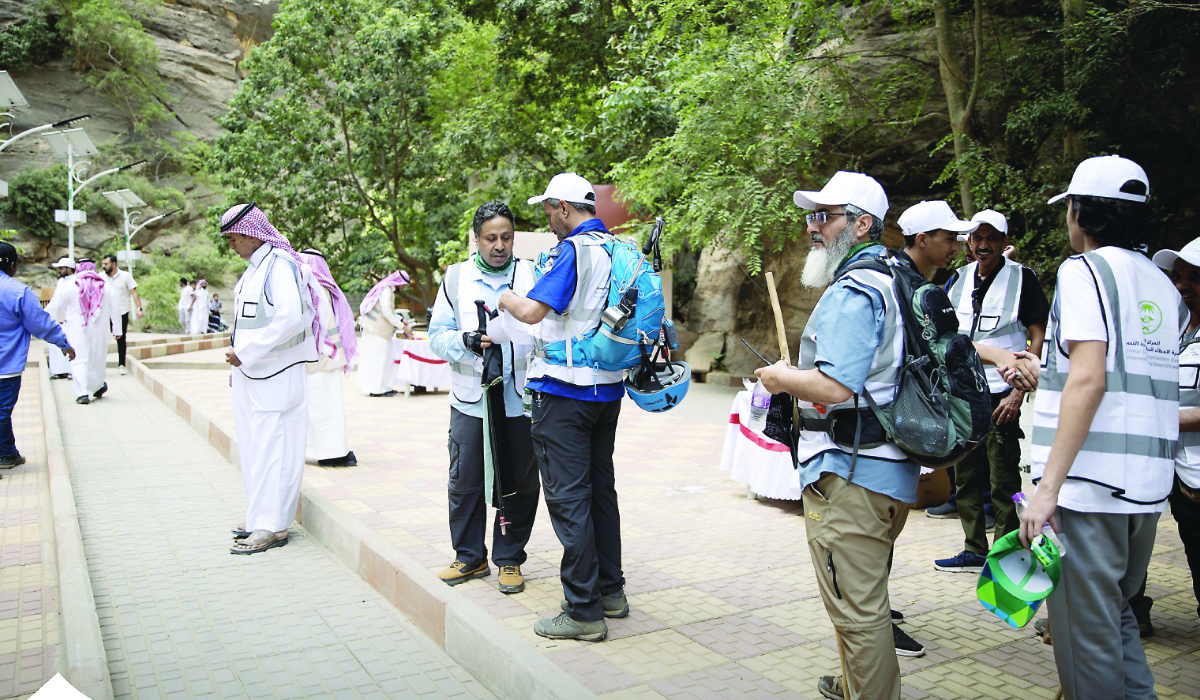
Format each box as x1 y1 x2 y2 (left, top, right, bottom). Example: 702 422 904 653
800 223 859 289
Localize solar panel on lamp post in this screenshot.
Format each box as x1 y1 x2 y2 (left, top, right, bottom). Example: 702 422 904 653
102 188 146 273
44 128 144 259
0 70 90 197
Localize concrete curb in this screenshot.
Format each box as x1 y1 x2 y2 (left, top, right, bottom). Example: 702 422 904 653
126 357 592 700
38 356 114 700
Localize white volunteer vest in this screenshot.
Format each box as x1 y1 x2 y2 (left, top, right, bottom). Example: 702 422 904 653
1031 248 1180 507
1176 328 1200 488
796 264 908 464
527 232 625 387
442 259 536 404
948 258 1028 393
232 248 318 379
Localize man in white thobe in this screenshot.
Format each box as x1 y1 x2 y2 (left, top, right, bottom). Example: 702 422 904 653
190 280 209 335
46 259 121 404
221 203 320 555
356 271 409 397
47 258 76 379
178 278 193 331
299 249 357 467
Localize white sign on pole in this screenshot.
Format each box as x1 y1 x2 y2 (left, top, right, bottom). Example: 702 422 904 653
54 209 86 225
0 180 7 198
115 250 142 262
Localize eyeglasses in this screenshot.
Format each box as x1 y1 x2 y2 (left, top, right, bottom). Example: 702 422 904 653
805 211 847 225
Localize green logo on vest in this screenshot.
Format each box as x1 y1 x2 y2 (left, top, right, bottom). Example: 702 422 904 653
1140 301 1163 334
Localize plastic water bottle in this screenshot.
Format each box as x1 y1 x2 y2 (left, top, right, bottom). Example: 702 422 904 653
1013 492 1068 558
747 379 771 433
523 387 533 418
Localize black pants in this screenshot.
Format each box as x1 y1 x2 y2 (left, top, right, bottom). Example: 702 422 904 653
447 408 540 569
531 391 624 622
116 312 129 367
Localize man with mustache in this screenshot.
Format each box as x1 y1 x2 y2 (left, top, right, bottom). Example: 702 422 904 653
936 210 1049 574
894 200 976 277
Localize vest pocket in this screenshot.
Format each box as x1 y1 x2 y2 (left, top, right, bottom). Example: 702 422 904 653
978 314 1001 332
1181 365 1200 390
241 301 258 318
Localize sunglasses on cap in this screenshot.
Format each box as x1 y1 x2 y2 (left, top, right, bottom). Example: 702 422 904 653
220 202 257 232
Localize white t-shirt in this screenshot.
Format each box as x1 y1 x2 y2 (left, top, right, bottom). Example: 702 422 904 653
178 285 193 310
103 269 138 316
1035 254 1182 514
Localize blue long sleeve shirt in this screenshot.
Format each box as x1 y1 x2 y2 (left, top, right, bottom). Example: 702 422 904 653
428 264 525 418
0 271 72 376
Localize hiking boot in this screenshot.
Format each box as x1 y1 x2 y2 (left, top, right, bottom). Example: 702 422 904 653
93 383 107 399
891 609 904 622
533 612 607 642
0 454 25 468
437 560 489 586
893 623 925 657
560 590 630 619
497 565 524 594
817 675 845 700
926 499 959 519
934 550 986 573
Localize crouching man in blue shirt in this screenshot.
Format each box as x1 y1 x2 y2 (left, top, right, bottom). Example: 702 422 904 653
756 172 914 700
0 242 75 469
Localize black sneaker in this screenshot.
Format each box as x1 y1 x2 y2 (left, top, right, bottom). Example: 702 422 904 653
93 383 108 399
76 396 90 405
317 451 358 467
893 623 925 657
891 609 904 622
0 454 25 468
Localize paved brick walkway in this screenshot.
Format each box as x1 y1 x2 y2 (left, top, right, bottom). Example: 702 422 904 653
145 364 1200 699
49 375 492 700
0 371 59 699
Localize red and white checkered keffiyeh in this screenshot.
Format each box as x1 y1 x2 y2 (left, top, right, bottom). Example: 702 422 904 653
359 270 410 317
220 204 323 347
74 260 106 327
299 250 359 374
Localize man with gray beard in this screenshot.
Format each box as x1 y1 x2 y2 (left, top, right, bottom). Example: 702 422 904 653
756 171 914 700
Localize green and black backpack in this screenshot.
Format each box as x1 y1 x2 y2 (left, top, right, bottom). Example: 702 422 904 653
837 255 993 469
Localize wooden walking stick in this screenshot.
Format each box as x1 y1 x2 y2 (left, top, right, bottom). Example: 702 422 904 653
764 272 790 362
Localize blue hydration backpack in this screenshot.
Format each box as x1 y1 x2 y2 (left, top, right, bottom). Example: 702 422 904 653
538 218 675 372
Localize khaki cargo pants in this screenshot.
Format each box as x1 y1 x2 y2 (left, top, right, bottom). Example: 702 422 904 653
804 472 911 700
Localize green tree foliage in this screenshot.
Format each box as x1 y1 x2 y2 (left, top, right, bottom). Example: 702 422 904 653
0 9 65 69
0 165 90 241
120 234 246 331
214 0 470 304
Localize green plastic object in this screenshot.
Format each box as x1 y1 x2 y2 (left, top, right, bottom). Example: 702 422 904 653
977 529 1062 628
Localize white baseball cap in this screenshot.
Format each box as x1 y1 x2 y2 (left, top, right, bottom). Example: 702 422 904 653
971 209 1009 235
897 201 978 238
1047 155 1149 205
51 257 76 269
1152 237 1200 270
793 171 889 221
527 172 597 206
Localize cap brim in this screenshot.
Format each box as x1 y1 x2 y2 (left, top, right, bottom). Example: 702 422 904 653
944 220 980 234
527 194 549 205
793 190 839 210
1047 192 1068 205
1152 249 1200 270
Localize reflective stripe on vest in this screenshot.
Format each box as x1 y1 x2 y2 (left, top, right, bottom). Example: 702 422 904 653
443 260 534 404
1031 249 1179 505
232 249 318 379
949 258 1028 393
1176 331 1200 487
795 265 907 463
527 233 624 387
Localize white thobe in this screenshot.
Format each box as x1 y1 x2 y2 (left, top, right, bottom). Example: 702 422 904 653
178 286 193 329
47 278 74 377
46 275 120 398
355 288 403 395
306 287 349 461
189 289 208 335
232 245 309 533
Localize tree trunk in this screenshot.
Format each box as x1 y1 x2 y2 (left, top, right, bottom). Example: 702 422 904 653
934 0 983 216
1062 0 1086 161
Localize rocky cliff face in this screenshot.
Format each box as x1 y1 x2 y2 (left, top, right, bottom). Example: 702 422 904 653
0 0 276 285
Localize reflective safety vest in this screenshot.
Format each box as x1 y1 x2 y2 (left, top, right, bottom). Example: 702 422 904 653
796 264 908 464
442 259 536 404
527 233 625 388
232 248 318 379
948 258 1028 393
1176 328 1200 489
1032 248 1181 508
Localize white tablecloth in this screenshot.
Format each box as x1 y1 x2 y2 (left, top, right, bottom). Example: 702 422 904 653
719 391 804 500
392 337 451 389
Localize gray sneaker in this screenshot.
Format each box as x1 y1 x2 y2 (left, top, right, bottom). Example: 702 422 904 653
534 612 607 642
560 590 630 618
926 499 959 518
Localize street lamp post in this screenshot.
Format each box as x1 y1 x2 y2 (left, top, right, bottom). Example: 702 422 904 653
43 127 144 260
0 70 89 197
101 188 180 273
